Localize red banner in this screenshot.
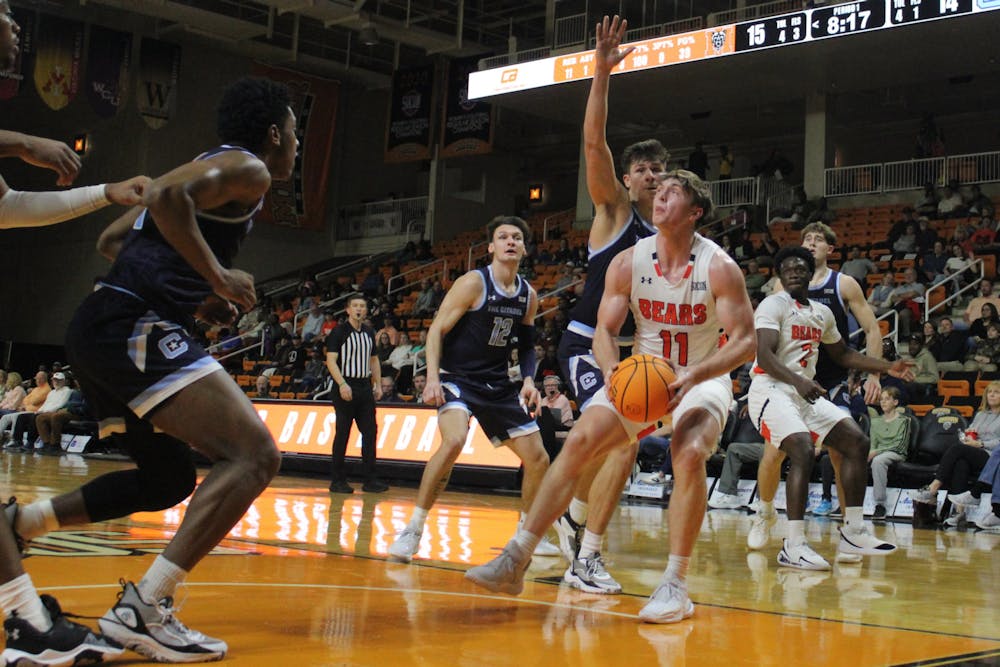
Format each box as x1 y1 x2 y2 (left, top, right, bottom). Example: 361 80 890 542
33 15 82 110
251 64 339 231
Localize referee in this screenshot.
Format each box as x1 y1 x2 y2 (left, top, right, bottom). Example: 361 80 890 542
325 293 388 493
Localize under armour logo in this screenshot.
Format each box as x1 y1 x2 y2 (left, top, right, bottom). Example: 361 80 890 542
7 628 18 641
640 276 653 284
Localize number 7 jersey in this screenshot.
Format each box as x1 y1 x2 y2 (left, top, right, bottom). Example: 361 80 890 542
751 290 841 379
630 233 722 369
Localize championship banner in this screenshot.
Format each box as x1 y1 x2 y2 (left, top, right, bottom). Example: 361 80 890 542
253 400 521 469
0 7 33 100
384 64 434 163
251 64 339 231
137 37 180 129
32 15 82 110
85 25 131 118
440 56 493 158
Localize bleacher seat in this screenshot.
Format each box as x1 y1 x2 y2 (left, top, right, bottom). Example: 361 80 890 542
890 406 966 488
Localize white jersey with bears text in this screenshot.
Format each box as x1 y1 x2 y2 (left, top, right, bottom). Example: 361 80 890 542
630 233 722 369
751 291 841 380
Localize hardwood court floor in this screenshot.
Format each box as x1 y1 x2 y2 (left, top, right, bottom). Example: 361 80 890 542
4 451 1000 666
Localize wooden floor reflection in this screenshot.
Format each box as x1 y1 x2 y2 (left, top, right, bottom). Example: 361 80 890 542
4 451 1000 666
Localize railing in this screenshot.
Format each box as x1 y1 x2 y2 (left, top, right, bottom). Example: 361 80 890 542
849 310 899 352
542 208 575 241
535 278 584 322
709 0 802 26
479 46 552 70
709 176 758 210
387 257 448 296
624 16 704 42
924 259 985 322
206 333 264 362
825 150 1000 198
467 240 490 271
341 196 428 240
554 12 587 48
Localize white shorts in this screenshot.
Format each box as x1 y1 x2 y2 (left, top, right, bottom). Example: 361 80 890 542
747 375 849 449
589 374 732 444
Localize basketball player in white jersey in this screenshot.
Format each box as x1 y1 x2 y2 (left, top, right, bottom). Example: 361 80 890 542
467 170 757 624
747 247 911 569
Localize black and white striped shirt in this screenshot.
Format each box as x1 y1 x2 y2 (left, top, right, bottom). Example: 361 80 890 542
325 322 376 379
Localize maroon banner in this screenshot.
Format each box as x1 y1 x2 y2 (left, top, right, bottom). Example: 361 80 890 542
33 15 83 110
251 64 339 231
137 37 180 129
0 7 33 100
85 25 131 118
385 64 434 163
440 56 493 158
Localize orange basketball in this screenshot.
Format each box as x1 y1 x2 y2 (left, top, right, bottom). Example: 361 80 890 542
607 354 675 423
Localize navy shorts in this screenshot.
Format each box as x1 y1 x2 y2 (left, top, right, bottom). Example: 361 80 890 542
558 330 605 411
438 374 539 445
65 285 223 438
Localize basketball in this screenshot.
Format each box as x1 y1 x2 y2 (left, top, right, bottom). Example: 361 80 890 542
607 354 676 423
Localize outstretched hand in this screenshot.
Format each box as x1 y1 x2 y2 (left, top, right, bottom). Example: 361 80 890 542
21 135 82 186
887 359 916 382
594 15 634 74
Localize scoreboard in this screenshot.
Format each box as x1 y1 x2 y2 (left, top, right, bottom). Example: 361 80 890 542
468 0 996 99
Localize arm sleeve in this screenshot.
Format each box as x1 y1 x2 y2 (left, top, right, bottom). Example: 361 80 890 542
517 324 537 380
0 185 109 229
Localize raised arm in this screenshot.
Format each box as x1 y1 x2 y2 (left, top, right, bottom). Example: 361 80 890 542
421 272 484 406
841 273 884 403
142 151 271 310
584 15 635 248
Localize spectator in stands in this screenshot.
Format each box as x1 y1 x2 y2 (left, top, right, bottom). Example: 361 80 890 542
840 246 877 286
744 259 767 294
888 208 918 249
15 370 49 414
386 334 415 375
0 371 25 418
553 238 573 265
360 270 384 298
534 344 561 383
295 348 328 393
887 267 925 336
867 387 912 519
867 272 895 318
965 322 1000 372
969 303 1000 344
909 381 1000 525
554 263 576 290
899 333 938 402
411 372 427 404
938 184 967 219
932 316 968 372
963 279 1000 326
261 313 284 359
6 371 70 450
708 401 764 509
375 331 395 366
966 185 994 218
893 224 918 255
415 239 435 261
379 375 400 404
34 387 90 453
538 376 574 457
915 216 939 255
962 446 1000 529
397 241 417 263
320 310 337 337
254 374 272 399
277 299 295 327
571 244 588 268
300 303 324 341
718 145 734 180
413 279 435 317
430 280 446 308
922 240 949 285
377 315 402 347
687 141 708 180
916 183 939 218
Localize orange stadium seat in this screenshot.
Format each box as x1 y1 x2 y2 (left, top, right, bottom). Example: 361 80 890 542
937 379 970 402
975 379 992 396
908 404 934 417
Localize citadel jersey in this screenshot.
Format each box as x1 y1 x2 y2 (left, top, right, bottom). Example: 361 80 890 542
102 145 262 327
751 291 842 380
441 266 533 384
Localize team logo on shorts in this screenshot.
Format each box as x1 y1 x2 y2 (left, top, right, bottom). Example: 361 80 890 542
579 372 599 391
158 333 189 360
711 30 726 54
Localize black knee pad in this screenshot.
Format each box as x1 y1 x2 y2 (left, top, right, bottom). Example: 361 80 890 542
82 433 197 521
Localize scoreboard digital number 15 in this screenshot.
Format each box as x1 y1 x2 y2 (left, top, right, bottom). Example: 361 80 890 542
736 12 808 51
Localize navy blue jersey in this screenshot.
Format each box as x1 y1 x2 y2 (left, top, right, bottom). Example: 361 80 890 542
101 145 263 327
566 207 654 339
441 266 531 384
808 268 852 389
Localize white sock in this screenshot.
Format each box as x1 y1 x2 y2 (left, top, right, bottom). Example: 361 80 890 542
568 497 588 525
844 507 863 531
407 507 429 533
137 555 188 603
663 555 690 583
578 529 604 559
758 500 775 516
0 574 51 632
16 500 59 541
512 527 541 556
787 520 806 546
